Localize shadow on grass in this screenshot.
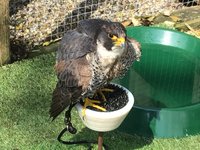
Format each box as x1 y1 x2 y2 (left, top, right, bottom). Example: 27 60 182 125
57 125 153 150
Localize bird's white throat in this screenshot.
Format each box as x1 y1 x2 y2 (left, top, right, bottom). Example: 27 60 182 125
96 41 125 67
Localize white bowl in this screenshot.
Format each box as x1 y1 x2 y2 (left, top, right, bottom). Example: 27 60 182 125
75 84 134 132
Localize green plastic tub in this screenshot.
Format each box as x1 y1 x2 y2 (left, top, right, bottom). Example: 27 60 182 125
114 26 200 138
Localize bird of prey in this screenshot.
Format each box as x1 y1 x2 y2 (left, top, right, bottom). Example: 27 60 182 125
49 19 141 123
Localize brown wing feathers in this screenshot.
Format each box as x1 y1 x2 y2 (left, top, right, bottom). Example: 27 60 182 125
49 28 95 120
49 57 91 120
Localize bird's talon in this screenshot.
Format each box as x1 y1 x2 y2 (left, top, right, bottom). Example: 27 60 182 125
100 88 114 92
82 97 106 118
97 88 114 101
92 104 106 111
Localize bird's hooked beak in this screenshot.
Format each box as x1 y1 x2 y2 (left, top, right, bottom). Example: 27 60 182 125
112 36 125 48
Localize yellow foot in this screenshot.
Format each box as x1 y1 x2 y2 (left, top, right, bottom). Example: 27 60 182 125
96 88 114 101
82 97 106 118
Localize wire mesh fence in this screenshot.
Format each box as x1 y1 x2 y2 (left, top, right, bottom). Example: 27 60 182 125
9 0 199 53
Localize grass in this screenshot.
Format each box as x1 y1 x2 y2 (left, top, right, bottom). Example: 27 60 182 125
0 53 200 150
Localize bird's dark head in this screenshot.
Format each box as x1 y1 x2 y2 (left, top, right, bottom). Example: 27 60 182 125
96 22 127 51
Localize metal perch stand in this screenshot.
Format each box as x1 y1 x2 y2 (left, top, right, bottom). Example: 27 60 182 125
98 132 103 150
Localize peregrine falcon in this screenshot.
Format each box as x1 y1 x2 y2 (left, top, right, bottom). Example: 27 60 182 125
49 19 141 122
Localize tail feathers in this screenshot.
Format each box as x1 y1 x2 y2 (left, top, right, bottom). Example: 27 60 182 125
49 86 71 121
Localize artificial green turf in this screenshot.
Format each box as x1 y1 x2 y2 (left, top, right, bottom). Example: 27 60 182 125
0 53 200 150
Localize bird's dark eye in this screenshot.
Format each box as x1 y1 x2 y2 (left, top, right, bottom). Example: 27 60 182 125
108 34 114 38
108 34 118 40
